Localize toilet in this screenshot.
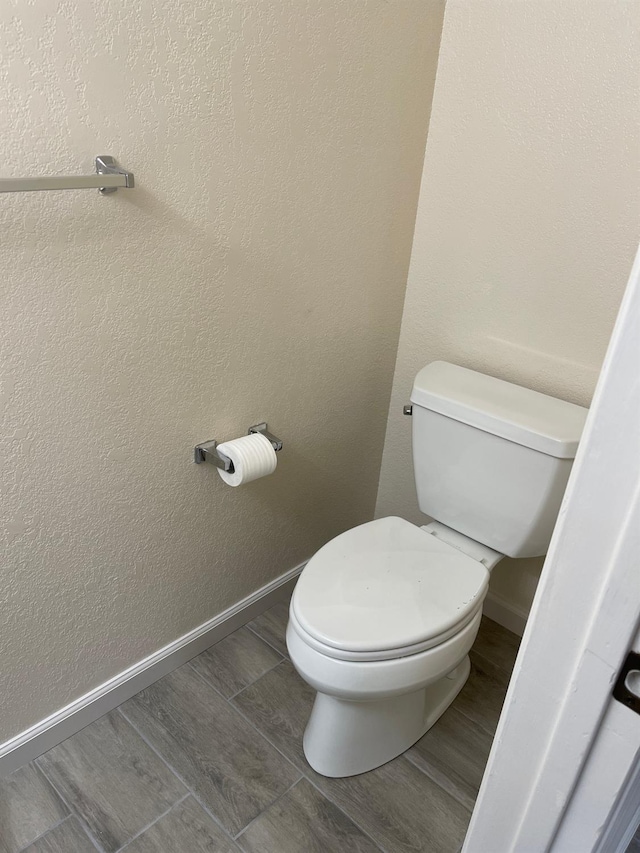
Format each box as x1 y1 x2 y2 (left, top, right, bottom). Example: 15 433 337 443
286 361 588 778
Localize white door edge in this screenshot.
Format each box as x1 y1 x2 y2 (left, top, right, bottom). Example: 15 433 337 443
463 244 640 853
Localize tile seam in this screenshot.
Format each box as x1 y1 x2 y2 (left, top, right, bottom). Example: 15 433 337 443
232 776 302 842
114 792 190 852
226 658 286 701
297 770 390 853
244 623 290 660
451 700 500 739
226 690 387 853
402 750 476 813
116 706 247 844
31 762 106 853
15 814 72 853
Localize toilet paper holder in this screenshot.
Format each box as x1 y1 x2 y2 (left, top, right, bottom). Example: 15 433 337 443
194 423 283 472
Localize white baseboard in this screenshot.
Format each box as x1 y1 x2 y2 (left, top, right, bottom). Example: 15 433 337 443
0 563 305 778
483 591 528 637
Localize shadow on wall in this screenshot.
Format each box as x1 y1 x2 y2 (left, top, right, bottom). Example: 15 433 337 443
488 556 544 617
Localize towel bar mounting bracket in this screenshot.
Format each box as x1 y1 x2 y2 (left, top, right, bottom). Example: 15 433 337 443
95 155 135 193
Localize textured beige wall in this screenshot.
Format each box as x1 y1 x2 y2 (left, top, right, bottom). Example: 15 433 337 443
0 0 445 741
376 0 640 617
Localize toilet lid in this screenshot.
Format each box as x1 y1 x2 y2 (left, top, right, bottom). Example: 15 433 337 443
291 516 489 655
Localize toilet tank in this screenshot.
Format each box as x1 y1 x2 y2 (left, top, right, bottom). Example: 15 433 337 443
410 362 588 558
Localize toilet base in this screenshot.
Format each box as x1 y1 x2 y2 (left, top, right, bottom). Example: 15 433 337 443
303 655 471 778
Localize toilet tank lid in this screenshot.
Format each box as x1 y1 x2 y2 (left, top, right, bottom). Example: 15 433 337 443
410 361 588 459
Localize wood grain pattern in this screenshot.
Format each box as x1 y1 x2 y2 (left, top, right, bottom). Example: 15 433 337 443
124 796 237 853
314 757 471 853
37 711 185 853
6 593 526 853
22 818 97 853
453 652 510 736
246 600 290 657
235 661 471 852
190 627 282 698
120 662 300 836
472 617 520 676
0 764 68 853
405 706 493 811
237 778 381 853
231 660 314 771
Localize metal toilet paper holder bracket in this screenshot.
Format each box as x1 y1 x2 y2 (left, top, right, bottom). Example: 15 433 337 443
194 422 283 472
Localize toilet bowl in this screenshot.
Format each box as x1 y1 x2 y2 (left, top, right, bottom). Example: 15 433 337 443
287 516 493 777
287 361 587 778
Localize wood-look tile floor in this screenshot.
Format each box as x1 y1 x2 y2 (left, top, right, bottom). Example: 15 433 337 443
0 593 519 853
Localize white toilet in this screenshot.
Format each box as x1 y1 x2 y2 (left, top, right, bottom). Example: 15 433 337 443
286 361 588 778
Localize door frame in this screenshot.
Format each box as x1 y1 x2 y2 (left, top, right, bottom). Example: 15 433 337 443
463 244 640 852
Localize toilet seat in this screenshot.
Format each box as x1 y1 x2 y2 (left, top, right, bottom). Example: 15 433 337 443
291 516 489 660
288 604 483 662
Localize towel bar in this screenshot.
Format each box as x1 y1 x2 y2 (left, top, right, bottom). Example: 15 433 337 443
0 156 134 194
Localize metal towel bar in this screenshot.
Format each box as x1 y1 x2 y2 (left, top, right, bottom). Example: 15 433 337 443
0 156 134 194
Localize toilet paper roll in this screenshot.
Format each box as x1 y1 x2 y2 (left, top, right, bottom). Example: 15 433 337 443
216 432 277 487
